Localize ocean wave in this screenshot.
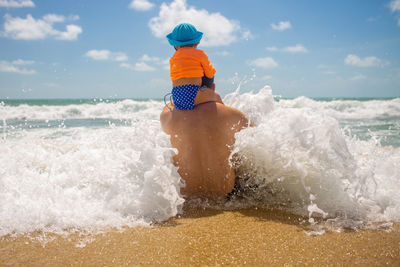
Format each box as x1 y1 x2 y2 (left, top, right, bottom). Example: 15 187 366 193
226 86 400 226
0 99 164 121
0 87 399 236
0 122 183 236
278 96 400 120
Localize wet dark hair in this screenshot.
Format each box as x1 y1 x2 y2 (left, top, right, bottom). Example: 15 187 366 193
179 43 199 48
174 43 199 50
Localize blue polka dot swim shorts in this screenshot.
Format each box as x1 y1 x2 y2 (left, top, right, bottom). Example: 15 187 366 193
171 84 200 110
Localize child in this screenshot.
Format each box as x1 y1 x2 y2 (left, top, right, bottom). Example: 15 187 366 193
166 23 216 110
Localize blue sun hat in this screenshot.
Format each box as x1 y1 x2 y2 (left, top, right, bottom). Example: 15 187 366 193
166 23 203 47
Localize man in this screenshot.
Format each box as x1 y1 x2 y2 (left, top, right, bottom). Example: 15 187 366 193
160 92 250 198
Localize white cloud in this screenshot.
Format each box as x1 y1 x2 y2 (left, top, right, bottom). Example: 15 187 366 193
161 58 169 65
141 54 160 62
12 59 34 65
389 0 400 27
161 58 170 70
350 74 367 81
344 54 383 67
85 50 109 60
3 14 52 40
56 24 82 40
216 50 230 56
241 30 253 41
129 0 154 11
0 0 34 8
85 50 128 62
120 63 134 70
249 57 278 68
271 21 292 31
134 62 156 71
266 46 278 52
322 71 336 75
2 14 82 40
134 54 169 71
43 14 65 23
0 59 35 74
317 65 336 75
148 0 243 47
283 44 308 53
69 15 80 21
266 44 308 53
389 0 400 12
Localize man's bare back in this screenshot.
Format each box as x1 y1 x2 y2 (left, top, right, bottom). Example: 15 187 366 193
160 101 250 198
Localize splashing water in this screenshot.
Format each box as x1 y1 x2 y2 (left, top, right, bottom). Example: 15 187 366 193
0 88 399 236
225 86 400 230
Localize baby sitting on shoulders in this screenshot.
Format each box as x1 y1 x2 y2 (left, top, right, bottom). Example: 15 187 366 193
166 23 221 110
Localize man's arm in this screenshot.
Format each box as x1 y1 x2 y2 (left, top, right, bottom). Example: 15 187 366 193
227 107 253 132
160 103 174 134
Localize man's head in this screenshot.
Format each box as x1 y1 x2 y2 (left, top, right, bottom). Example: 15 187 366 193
166 23 203 47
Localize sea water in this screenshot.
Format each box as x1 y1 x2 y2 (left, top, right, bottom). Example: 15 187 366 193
0 86 399 236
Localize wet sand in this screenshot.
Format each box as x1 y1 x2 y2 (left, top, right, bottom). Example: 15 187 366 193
1 207 399 266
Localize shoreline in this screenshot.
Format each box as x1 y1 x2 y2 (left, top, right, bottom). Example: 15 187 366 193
1 207 399 266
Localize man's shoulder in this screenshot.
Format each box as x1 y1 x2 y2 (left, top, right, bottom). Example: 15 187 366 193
217 103 245 115
216 104 250 128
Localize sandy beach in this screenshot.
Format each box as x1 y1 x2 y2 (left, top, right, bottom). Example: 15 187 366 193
1 207 399 266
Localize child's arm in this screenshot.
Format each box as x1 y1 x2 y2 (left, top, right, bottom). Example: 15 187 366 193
199 50 216 81
201 76 214 89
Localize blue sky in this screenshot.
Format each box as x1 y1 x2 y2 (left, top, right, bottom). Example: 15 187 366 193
0 0 399 99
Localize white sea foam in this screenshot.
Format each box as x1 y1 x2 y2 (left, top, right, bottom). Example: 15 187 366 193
225 86 400 225
0 121 183 236
278 96 400 120
0 87 399 236
0 99 164 121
